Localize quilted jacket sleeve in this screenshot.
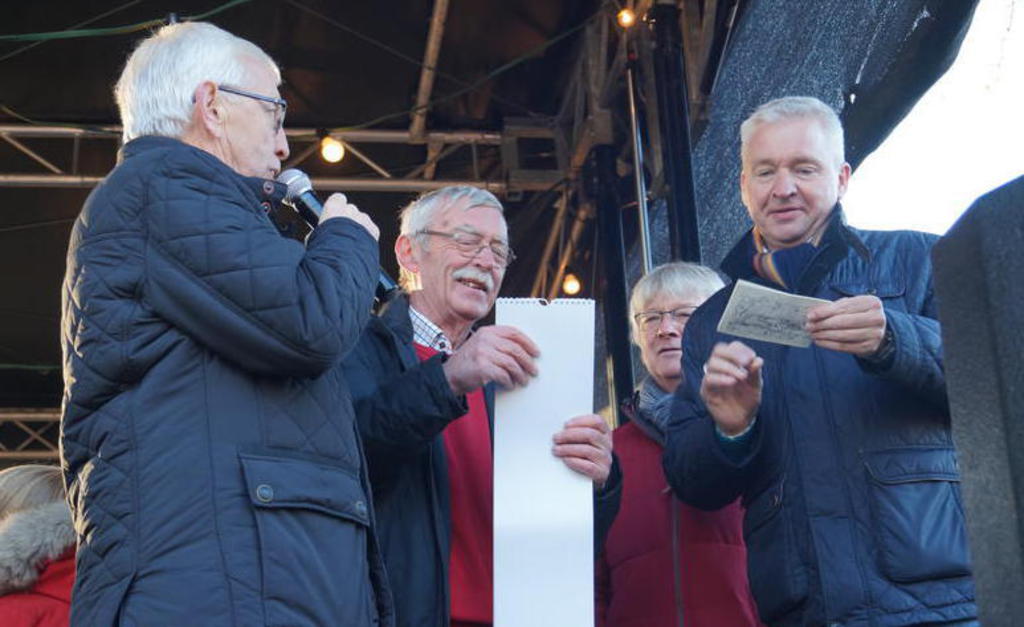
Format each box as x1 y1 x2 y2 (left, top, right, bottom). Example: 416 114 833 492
344 326 467 488
663 296 760 511
864 306 946 407
859 233 947 408
143 148 379 377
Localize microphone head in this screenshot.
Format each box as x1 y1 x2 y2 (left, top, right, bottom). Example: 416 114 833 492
277 169 313 204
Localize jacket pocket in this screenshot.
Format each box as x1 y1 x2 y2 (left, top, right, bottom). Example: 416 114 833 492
864 447 972 583
742 477 808 622
831 280 906 311
240 453 379 627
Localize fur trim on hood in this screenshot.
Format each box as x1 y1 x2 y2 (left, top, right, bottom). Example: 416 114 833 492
0 501 75 594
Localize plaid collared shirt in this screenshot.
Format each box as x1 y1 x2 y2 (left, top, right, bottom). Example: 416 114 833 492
408 305 454 355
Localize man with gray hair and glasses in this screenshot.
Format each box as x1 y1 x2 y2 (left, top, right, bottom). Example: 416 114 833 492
343 185 621 627
61 21 392 625
663 96 976 626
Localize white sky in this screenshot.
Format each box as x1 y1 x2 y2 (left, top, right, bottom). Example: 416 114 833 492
842 0 1024 235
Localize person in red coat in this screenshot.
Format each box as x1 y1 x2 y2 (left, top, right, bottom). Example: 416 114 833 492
597 262 761 627
0 464 76 627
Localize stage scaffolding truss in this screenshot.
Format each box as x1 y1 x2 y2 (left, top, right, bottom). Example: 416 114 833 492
0 0 731 460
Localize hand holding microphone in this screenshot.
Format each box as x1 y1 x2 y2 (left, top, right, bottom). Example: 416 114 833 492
278 169 378 240
321 193 379 241
277 169 397 300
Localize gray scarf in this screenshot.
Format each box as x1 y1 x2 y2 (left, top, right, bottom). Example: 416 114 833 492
631 376 675 446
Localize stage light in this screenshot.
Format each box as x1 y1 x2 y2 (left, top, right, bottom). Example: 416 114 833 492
617 8 636 28
562 273 582 296
320 136 345 163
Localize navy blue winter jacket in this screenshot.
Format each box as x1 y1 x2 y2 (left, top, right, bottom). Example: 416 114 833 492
60 136 393 626
664 214 976 626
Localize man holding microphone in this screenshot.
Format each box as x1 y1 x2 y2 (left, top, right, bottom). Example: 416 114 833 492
61 21 392 626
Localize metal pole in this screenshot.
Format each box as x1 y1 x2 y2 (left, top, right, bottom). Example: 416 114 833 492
531 191 569 297
590 144 635 408
0 124 505 145
0 174 511 193
337 138 394 178
0 409 60 420
0 134 64 174
546 203 591 302
650 0 701 262
625 47 654 275
410 0 451 141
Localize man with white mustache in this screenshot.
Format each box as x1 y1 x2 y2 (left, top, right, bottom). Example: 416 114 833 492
343 186 620 627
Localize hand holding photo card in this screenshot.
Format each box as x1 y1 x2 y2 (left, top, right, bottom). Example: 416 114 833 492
717 280 830 347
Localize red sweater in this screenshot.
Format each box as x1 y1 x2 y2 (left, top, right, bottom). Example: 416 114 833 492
596 421 762 627
414 343 493 625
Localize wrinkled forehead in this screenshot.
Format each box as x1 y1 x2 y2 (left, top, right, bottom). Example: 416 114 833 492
741 117 841 169
433 200 508 240
643 291 706 312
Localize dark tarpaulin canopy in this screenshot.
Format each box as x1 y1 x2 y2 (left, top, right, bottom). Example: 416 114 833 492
641 0 978 270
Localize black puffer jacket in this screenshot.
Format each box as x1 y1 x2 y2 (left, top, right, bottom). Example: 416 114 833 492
61 135 393 626
343 293 621 627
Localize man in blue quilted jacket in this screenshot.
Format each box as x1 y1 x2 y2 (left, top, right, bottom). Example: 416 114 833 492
663 96 977 626
60 22 393 626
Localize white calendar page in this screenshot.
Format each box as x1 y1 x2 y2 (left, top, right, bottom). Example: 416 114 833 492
493 298 595 627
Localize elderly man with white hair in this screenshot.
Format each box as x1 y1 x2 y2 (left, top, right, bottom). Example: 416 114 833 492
664 96 976 626
343 185 620 627
61 22 392 625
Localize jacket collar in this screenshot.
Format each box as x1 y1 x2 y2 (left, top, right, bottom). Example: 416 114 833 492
377 290 416 344
721 205 870 294
118 135 287 206
621 376 673 446
118 134 181 161
375 291 496 424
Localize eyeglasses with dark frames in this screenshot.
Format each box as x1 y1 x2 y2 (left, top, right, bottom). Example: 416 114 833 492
218 84 287 132
633 307 696 333
417 229 516 266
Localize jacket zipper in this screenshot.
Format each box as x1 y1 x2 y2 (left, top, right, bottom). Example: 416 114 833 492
811 346 875 621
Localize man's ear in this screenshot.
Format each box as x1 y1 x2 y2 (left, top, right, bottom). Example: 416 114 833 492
395 234 418 274
836 162 852 200
191 81 224 137
739 170 751 210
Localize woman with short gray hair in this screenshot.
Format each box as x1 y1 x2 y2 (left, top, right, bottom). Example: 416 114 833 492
596 262 761 626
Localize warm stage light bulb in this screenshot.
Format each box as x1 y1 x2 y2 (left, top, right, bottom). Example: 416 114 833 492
562 273 582 296
320 136 345 163
617 8 636 28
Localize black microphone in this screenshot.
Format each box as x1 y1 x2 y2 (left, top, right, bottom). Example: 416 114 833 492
277 168 399 301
